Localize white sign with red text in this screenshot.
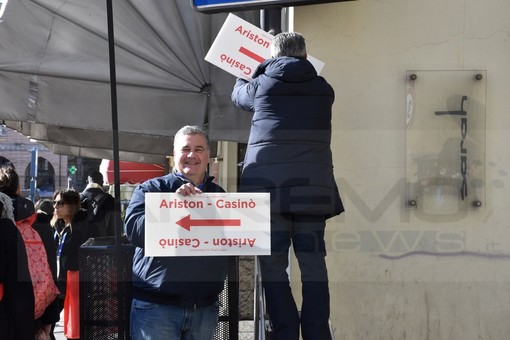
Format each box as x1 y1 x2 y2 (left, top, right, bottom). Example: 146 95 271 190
205 13 324 80
144 192 271 257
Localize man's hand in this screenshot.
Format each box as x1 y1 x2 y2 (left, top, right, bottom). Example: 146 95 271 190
176 183 202 196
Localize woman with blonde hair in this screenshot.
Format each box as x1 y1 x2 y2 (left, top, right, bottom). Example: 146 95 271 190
51 188 90 340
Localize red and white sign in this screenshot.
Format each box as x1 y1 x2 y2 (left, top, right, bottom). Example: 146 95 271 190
145 192 271 256
205 13 324 80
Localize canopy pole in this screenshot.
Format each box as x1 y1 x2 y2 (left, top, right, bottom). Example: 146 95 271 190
106 2 129 338
106 0 122 245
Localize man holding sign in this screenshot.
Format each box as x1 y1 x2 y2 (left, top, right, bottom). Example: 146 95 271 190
124 125 228 340
232 32 344 340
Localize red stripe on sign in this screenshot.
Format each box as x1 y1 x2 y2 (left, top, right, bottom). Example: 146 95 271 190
239 46 265 63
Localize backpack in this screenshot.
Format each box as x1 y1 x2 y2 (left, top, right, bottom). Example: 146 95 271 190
83 192 108 222
16 216 59 319
82 192 109 237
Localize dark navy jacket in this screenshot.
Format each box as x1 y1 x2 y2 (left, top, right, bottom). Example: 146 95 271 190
232 56 344 217
53 209 90 296
124 172 228 305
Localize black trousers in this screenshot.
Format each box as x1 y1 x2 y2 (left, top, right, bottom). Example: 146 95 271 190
258 213 331 340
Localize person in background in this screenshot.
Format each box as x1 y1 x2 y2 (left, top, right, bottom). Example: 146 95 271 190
36 199 55 217
0 156 14 170
0 166 60 339
231 32 344 340
124 125 229 340
33 203 59 340
80 170 117 238
0 192 34 340
51 188 90 340
33 198 58 340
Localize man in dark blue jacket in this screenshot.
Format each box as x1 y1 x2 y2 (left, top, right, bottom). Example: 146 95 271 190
232 32 344 340
124 125 228 340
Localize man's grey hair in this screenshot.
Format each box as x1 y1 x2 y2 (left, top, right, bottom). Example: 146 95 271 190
173 125 209 149
270 32 307 58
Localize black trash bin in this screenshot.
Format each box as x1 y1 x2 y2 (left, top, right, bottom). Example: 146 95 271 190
79 236 134 340
215 257 239 340
79 237 239 340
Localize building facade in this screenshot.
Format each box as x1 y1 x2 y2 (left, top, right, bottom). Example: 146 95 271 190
0 125 68 199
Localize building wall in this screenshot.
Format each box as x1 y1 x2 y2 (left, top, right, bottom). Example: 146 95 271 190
0 126 68 198
290 1 510 339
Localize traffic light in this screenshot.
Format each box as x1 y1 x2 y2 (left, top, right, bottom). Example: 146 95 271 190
69 165 77 175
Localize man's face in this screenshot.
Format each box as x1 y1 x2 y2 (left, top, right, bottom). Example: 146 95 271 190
173 133 210 181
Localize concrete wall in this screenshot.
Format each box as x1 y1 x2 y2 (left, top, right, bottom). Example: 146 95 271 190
289 1 510 339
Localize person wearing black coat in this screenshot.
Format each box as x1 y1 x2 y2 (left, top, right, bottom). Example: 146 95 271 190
0 193 34 340
231 32 344 340
79 170 117 238
51 188 90 340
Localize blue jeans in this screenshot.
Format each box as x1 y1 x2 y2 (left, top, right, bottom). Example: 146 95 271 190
259 213 331 340
130 298 219 340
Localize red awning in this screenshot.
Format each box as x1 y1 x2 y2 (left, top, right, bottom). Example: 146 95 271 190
100 160 166 185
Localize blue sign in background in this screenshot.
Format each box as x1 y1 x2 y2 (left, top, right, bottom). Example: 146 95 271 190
194 0 257 5
192 0 353 13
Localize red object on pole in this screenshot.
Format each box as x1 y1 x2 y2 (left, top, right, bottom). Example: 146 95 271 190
100 160 165 185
